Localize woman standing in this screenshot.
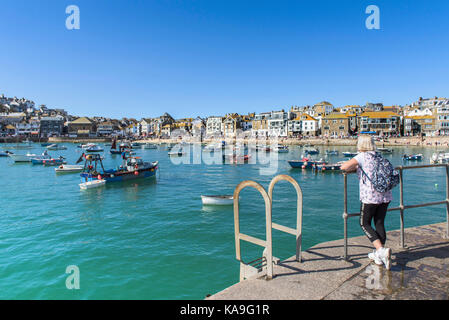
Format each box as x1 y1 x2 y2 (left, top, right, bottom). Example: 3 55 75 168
341 135 392 270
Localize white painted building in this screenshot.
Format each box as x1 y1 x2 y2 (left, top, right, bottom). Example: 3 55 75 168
206 116 223 137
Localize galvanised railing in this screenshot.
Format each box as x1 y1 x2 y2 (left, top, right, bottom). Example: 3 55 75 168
342 163 449 260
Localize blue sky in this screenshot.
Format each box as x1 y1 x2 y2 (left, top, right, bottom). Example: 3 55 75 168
1 0 448 119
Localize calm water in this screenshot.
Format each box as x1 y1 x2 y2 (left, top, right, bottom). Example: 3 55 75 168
0 143 447 299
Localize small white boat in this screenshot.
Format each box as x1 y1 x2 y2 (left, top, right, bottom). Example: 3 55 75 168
79 179 106 190
86 144 104 152
430 152 449 164
55 164 84 173
271 145 289 153
168 151 186 157
9 153 37 162
201 195 234 206
46 144 67 150
143 143 158 149
377 147 393 154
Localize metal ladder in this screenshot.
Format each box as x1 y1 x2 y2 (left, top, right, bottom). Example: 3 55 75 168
234 174 303 281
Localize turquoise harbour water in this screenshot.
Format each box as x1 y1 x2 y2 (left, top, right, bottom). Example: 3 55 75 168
0 143 447 299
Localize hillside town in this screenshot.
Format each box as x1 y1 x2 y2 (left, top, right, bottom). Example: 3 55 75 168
1 93 449 140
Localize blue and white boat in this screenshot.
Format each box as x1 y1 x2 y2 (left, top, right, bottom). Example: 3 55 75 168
304 148 319 155
79 153 158 183
31 151 52 165
288 157 326 169
403 154 423 161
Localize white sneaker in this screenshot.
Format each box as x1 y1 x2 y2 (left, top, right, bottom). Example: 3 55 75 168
378 247 392 270
368 250 382 265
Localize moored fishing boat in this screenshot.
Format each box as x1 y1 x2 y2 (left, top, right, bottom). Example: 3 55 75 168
79 153 158 183
201 195 234 206
288 157 326 169
85 144 104 152
304 148 319 155
42 158 66 166
314 161 344 172
30 151 52 164
271 145 289 153
325 150 339 156
378 147 393 154
403 154 423 161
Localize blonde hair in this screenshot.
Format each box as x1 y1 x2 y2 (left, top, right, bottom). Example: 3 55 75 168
357 135 376 152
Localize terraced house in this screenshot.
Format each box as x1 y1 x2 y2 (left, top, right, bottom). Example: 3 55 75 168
322 113 350 138
68 117 96 137
404 115 436 136
358 111 400 136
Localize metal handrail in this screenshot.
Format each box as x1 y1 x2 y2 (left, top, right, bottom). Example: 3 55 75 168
234 180 273 279
343 163 449 260
268 174 303 262
234 174 304 280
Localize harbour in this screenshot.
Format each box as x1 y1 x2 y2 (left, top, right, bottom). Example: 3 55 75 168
1 142 448 299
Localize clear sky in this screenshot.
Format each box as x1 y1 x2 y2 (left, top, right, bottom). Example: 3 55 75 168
1 0 448 119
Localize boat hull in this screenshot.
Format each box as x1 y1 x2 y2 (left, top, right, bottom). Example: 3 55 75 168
80 166 158 182
79 179 106 190
55 165 84 173
201 195 234 205
288 160 325 169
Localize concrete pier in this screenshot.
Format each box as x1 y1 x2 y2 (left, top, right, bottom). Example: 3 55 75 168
208 222 449 300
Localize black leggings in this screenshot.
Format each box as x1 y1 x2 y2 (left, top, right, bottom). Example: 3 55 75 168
359 202 390 244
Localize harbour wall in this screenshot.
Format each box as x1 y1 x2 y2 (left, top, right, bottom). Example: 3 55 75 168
207 222 449 300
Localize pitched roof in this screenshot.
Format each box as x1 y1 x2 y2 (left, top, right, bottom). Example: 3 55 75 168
360 111 399 118
70 117 93 124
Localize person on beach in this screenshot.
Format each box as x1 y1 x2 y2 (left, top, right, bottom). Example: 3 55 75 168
340 135 393 270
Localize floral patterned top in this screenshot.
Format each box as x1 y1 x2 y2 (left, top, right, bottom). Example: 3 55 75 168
354 151 393 204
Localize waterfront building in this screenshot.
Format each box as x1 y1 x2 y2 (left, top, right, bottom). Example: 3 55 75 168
403 115 437 136
222 113 242 138
96 121 114 137
192 117 206 138
358 111 400 136
206 116 223 137
322 112 350 138
435 99 449 135
39 115 64 137
251 112 271 137
140 118 154 137
161 123 172 137
16 118 40 137
287 115 302 137
68 117 96 137
0 112 26 124
267 110 289 137
298 113 319 136
173 118 193 136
